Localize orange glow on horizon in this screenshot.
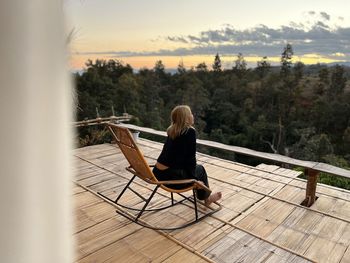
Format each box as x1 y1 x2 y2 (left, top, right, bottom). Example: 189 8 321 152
69 54 345 71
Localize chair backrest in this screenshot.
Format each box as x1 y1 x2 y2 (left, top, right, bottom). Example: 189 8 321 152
108 124 157 183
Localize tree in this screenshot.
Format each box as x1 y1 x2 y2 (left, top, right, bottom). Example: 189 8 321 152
343 127 350 155
314 67 329 95
293 61 304 84
329 65 346 96
177 60 186 74
291 128 334 161
116 73 140 115
84 59 132 81
154 60 165 74
74 56 350 180
212 53 222 72
195 62 208 72
280 43 293 78
319 67 329 85
76 59 135 119
274 44 295 154
138 68 165 129
256 56 270 78
233 53 247 78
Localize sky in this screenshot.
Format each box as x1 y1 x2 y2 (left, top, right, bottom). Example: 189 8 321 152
65 0 350 71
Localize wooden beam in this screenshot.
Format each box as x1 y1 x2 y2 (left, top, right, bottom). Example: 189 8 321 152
73 115 132 127
120 123 350 180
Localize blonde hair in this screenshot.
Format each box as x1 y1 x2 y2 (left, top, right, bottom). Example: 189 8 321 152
167 105 193 139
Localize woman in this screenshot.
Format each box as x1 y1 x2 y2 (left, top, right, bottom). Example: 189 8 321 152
153 105 222 206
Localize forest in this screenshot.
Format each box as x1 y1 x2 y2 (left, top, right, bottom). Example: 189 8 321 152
74 44 350 189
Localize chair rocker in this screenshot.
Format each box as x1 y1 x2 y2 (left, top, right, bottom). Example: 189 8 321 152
98 123 222 230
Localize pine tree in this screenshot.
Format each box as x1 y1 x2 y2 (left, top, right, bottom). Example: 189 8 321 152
280 43 293 77
212 53 222 72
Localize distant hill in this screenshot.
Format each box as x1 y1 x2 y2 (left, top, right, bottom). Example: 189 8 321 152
73 61 350 78
304 63 350 78
265 63 350 78
164 63 350 76
327 62 350 67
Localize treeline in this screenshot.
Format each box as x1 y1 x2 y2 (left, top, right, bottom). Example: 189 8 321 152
74 44 350 189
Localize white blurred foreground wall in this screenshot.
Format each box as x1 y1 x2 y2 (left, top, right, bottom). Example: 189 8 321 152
0 1 73 262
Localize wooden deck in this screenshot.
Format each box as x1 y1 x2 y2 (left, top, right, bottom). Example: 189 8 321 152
73 139 350 263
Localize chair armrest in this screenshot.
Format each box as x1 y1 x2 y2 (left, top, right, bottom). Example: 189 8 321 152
146 178 211 192
146 178 196 185
126 166 211 192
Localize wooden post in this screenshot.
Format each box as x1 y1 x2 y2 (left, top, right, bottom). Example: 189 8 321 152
301 168 319 207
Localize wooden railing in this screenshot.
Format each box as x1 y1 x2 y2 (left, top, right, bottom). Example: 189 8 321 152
120 123 350 207
73 114 132 127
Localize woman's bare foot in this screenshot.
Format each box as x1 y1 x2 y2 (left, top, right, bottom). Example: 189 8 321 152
205 192 222 206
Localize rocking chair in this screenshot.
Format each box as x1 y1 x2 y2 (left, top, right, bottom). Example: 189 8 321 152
98 123 221 230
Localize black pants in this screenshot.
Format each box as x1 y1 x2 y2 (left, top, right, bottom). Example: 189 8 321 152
152 164 210 200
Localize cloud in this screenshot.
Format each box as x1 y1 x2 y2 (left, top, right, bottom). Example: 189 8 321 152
307 11 330 21
77 14 350 63
332 52 345 57
320 12 330 21
157 18 350 60
166 36 188 44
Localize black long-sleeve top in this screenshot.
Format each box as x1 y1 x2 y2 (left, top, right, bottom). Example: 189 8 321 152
157 127 196 173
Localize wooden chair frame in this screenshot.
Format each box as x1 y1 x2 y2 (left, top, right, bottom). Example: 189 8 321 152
98 123 221 230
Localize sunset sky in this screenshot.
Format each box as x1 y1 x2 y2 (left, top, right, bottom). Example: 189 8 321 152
65 0 350 71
